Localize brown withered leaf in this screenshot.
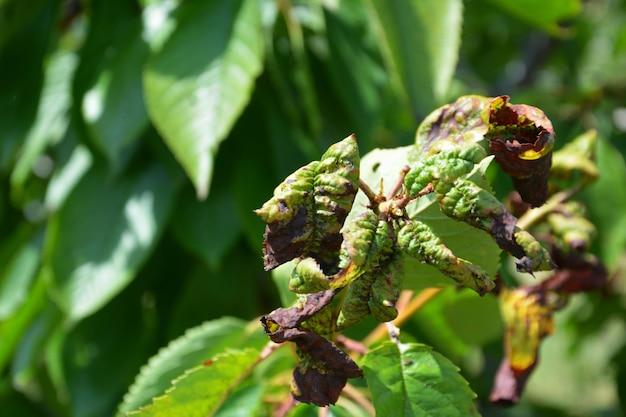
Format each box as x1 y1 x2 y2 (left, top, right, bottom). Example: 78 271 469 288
260 290 362 406
490 358 536 406
537 252 607 294
486 96 555 206
261 290 335 330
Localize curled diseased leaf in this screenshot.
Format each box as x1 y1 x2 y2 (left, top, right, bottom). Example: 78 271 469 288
332 209 394 289
550 129 598 189
336 271 375 330
490 358 535 406
414 95 491 156
413 95 556 206
289 258 331 294
260 290 362 406
397 220 494 294
368 268 401 322
485 96 554 206
405 147 552 274
499 288 557 373
256 135 359 270
261 290 335 331
546 202 596 253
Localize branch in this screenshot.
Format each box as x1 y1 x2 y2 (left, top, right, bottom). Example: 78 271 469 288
386 165 410 200
359 179 379 206
342 384 375 416
274 396 297 417
517 186 579 230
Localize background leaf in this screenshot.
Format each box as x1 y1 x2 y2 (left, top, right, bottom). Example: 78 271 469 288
368 0 463 117
144 0 264 197
46 162 179 321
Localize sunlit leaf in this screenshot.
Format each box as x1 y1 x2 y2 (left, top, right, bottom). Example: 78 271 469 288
127 349 260 417
144 0 264 197
361 342 480 417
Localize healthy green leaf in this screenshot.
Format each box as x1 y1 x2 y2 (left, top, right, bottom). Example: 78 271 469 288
82 37 148 167
127 348 260 417
44 128 93 213
368 0 462 116
487 0 581 35
0 0 52 171
213 383 263 417
144 0 264 197
46 162 178 321
361 342 480 417
0 230 42 320
118 318 263 415
11 49 77 198
170 186 240 270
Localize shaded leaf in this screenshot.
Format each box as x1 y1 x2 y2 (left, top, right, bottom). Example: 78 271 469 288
77 0 149 168
361 342 480 417
0 229 42 320
170 186 240 270
487 0 581 35
11 49 77 199
144 0 264 197
368 0 463 116
46 162 178 321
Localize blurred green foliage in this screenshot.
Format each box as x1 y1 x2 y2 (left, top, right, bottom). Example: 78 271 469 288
1 0 626 416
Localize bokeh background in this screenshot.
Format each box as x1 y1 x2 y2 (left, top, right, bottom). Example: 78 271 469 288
1 0 626 416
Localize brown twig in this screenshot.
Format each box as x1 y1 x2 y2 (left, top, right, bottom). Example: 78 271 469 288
335 335 368 355
342 384 376 416
275 396 297 417
363 288 442 345
318 406 329 417
359 179 380 206
386 165 410 200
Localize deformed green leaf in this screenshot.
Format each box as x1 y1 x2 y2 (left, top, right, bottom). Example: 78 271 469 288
144 0 264 197
118 318 264 415
397 220 494 294
361 342 480 417
256 135 359 271
127 349 260 417
333 208 393 288
413 95 491 157
358 147 501 291
550 129 598 189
